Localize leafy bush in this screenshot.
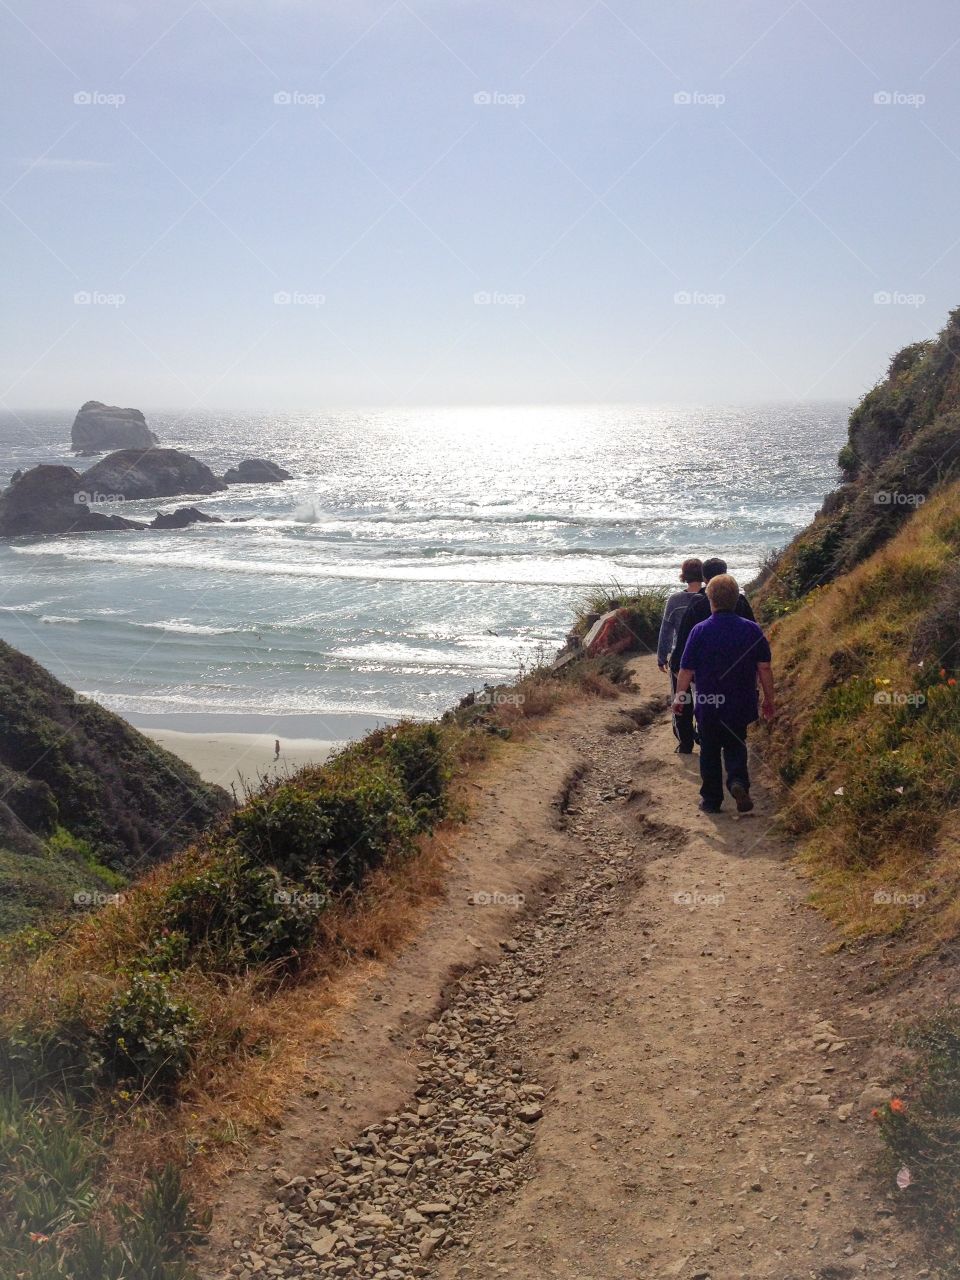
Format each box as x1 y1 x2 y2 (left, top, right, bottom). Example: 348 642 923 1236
233 758 414 889
376 722 450 830
100 973 197 1091
160 850 326 972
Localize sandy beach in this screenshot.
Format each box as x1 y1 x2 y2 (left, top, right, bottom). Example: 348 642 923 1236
146 730 337 794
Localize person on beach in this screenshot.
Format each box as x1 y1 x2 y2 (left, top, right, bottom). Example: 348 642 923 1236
672 573 775 813
657 557 704 753
274 738 281 761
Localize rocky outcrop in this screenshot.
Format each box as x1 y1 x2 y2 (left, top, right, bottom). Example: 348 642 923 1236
0 465 146 536
151 506 223 530
223 457 292 484
82 448 227 500
71 400 158 455
751 305 960 610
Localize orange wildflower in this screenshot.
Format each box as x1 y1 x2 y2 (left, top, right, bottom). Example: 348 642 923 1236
889 1097 906 1113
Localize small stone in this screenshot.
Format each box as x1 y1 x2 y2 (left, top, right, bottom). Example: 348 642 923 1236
309 1231 336 1258
518 1103 543 1123
416 1202 452 1216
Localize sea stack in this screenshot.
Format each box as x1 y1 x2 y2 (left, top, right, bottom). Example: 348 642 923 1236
223 457 293 484
71 400 159 455
81 448 227 500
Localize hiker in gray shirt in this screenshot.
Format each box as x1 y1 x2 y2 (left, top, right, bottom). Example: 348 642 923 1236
656 557 704 752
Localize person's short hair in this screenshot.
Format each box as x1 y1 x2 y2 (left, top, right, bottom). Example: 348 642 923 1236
680 557 703 583
702 556 728 581
706 573 739 612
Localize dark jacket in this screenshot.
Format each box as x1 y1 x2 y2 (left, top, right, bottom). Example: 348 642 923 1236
669 587 755 671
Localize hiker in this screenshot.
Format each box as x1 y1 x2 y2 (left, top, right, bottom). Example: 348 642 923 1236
672 573 775 813
657 557 704 753
669 555 755 752
274 738 281 761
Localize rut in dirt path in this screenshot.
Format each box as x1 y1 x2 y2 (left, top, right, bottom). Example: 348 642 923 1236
219 660 936 1280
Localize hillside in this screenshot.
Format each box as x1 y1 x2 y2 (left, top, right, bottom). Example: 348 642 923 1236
754 307 960 614
0 639 230 930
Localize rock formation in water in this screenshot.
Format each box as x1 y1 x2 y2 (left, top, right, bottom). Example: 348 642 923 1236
0 465 146 535
71 400 159 455
82 448 227 500
223 457 293 483
151 506 223 529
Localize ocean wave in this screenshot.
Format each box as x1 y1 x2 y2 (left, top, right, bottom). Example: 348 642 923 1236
133 619 246 636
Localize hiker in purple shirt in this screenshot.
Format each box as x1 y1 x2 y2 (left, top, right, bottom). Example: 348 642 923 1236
672 573 776 814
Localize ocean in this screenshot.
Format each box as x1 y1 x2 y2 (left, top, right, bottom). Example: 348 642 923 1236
0 404 846 736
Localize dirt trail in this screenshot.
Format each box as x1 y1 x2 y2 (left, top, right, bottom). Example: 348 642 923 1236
211 658 936 1280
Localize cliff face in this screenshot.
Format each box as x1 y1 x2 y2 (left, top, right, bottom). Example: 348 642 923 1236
753 308 960 613
0 640 230 928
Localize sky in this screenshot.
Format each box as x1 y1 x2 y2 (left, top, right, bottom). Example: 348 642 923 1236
1 0 959 410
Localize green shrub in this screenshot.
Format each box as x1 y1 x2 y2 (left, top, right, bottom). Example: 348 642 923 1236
233 758 414 889
160 851 326 972
100 973 197 1092
376 722 450 830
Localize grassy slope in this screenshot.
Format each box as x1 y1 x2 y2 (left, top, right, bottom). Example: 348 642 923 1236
765 478 960 947
0 639 230 931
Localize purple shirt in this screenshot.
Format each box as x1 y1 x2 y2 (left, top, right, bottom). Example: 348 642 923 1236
680 611 771 726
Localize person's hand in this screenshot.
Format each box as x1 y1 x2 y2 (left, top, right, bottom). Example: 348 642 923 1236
671 698 686 717
658 662 668 672
761 699 776 721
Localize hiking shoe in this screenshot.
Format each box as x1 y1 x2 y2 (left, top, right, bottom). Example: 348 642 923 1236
730 782 754 813
699 799 722 813
675 745 694 755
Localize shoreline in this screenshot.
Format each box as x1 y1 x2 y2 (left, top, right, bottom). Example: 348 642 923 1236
144 728 338 793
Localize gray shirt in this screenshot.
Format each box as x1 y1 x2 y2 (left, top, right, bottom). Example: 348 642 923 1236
657 588 700 665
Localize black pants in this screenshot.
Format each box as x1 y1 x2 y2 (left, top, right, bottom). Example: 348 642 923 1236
698 718 750 807
670 670 696 750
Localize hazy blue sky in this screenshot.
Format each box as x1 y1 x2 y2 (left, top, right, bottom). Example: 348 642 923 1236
2 0 958 409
